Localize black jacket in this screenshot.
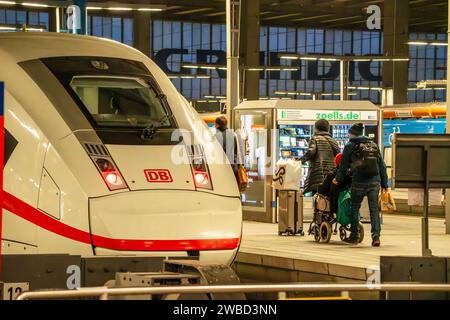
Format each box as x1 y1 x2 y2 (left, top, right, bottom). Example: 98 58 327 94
300 132 340 194
336 136 389 188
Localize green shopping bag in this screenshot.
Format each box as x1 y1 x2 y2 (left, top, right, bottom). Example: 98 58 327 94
337 190 352 226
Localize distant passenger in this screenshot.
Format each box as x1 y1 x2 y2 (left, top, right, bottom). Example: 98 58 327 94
300 119 340 195
214 116 243 173
333 123 389 247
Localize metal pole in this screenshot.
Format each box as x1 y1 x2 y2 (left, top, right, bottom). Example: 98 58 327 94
422 148 432 256
445 0 450 235
16 283 450 300
340 60 349 101
226 0 240 127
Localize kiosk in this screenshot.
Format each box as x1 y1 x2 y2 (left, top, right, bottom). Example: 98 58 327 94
234 99 381 223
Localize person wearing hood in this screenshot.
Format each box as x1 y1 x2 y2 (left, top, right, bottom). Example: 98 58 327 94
333 123 389 247
300 119 340 195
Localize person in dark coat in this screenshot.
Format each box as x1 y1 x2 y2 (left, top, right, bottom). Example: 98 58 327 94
333 123 389 247
300 119 340 195
214 116 243 174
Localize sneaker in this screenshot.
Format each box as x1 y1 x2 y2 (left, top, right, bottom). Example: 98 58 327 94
372 237 381 247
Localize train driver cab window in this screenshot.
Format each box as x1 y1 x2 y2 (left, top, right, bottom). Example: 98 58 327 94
70 76 172 129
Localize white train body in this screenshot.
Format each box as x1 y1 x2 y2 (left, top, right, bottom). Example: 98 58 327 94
0 33 242 265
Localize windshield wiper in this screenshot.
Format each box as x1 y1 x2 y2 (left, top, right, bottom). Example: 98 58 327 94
141 114 174 140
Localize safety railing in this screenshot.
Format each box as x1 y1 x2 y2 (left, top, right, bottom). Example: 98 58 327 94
16 283 450 300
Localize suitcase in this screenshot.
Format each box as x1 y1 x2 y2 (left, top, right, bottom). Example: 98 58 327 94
278 190 304 236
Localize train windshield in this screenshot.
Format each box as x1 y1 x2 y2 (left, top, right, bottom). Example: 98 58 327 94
70 76 171 129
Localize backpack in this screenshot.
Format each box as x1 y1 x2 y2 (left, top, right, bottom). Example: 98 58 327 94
351 140 380 177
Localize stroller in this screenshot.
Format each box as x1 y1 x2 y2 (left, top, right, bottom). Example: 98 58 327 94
309 191 365 243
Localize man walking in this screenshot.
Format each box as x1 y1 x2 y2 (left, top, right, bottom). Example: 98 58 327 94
300 119 340 195
333 123 389 247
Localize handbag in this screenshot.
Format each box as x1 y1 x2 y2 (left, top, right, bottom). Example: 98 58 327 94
234 133 248 192
237 165 248 192
379 191 396 212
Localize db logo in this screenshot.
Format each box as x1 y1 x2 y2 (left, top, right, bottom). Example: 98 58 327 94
144 169 173 183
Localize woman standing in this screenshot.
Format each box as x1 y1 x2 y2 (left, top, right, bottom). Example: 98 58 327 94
300 119 340 195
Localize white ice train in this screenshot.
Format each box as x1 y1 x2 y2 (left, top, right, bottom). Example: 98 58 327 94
0 32 242 265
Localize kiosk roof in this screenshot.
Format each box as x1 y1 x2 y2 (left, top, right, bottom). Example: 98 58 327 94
235 99 379 111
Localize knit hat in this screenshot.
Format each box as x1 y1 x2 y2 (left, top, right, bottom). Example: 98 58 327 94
349 123 364 136
315 119 330 132
334 153 343 167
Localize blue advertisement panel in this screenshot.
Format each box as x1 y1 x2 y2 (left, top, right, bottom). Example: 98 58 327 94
383 119 447 148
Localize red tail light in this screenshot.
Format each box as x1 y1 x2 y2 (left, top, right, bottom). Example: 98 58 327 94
94 157 128 191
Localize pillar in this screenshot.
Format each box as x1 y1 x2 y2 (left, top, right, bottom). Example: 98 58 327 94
445 0 450 234
383 0 409 104
132 11 152 57
239 0 260 101
226 0 240 125
48 7 59 32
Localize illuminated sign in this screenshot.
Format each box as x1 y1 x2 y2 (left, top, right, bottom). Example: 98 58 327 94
278 109 378 122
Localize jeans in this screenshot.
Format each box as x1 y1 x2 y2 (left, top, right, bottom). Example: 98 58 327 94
349 180 381 240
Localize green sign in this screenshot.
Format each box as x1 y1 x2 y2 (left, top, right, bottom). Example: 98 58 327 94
315 111 362 121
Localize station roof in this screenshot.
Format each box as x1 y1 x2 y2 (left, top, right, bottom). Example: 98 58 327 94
85 0 447 33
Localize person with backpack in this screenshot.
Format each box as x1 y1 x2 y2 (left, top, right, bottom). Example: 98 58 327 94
300 119 340 195
333 123 389 247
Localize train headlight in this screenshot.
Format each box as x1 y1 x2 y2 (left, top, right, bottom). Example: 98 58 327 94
105 172 122 186
93 157 128 191
194 172 209 186
188 145 213 190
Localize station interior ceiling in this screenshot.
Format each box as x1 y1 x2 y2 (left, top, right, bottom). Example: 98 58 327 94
86 0 448 33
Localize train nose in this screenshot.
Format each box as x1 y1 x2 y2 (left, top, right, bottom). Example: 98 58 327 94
105 144 196 191
88 190 242 254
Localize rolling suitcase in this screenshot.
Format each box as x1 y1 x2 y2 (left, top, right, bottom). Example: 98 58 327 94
278 190 304 236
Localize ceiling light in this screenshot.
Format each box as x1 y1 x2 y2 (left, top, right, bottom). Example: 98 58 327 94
429 42 447 46
87 7 102 10
0 1 16 5
319 58 339 61
22 2 48 7
138 8 163 12
279 55 300 60
107 7 132 11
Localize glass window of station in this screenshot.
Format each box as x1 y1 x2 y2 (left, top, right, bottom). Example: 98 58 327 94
0 6 447 107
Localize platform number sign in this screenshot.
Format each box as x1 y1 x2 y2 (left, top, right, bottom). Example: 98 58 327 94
0 282 29 300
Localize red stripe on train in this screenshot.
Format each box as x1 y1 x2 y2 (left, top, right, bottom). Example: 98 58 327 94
2 191 240 251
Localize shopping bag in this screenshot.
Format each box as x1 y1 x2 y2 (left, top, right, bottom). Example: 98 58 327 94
379 191 397 212
236 165 248 192
337 190 352 225
272 159 302 191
